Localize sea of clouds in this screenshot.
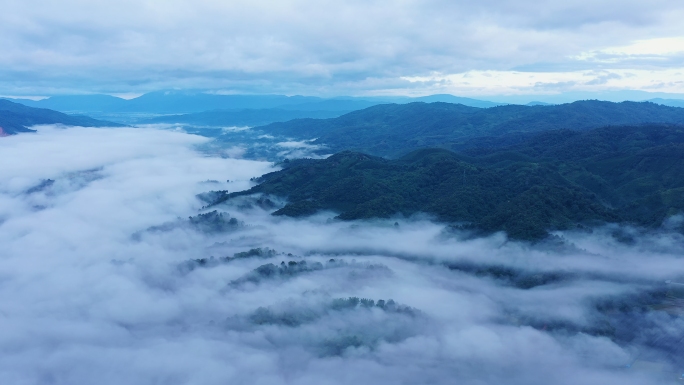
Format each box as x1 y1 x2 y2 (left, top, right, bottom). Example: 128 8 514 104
0 125 683 384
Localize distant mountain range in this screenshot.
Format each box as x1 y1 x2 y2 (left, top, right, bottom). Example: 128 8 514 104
5 91 683 129
0 99 123 135
3 91 502 116
209 124 684 240
253 100 684 157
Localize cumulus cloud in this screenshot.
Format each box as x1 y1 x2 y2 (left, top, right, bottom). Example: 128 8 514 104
0 126 683 384
1 0 684 96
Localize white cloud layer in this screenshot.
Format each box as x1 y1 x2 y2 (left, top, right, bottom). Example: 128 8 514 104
1 0 684 96
1 126 684 384
402 68 684 95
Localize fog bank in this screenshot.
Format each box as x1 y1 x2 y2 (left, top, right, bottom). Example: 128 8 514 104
0 126 682 384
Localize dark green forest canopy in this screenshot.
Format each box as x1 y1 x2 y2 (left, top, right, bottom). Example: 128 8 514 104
0 99 122 134
210 124 684 240
256 100 684 157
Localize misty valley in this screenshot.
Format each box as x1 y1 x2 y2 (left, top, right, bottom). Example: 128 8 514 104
2 96 684 384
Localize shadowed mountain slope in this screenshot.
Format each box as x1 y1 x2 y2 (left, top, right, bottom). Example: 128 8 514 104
0 99 123 135
208 124 684 240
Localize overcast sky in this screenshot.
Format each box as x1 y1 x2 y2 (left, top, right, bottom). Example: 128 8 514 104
2 0 684 98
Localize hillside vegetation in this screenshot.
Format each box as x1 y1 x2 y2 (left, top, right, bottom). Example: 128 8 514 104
209 124 684 240
257 101 684 157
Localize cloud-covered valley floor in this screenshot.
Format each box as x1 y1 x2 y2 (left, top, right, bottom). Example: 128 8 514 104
1 126 683 384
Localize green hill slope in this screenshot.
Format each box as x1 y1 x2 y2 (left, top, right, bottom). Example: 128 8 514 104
208 124 684 240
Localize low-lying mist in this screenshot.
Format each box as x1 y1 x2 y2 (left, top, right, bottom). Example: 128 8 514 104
1 126 683 384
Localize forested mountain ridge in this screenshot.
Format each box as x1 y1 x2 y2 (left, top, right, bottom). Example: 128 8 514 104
256 100 684 157
0 99 123 134
208 124 684 240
